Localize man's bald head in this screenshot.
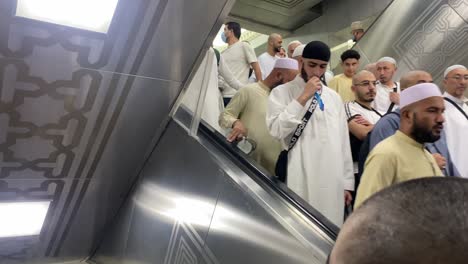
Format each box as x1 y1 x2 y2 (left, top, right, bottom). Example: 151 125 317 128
399 70 433 90
363 63 378 78
351 70 377 104
330 178 468 264
268 33 283 53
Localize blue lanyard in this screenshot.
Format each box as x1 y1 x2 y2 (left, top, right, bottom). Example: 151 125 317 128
314 92 325 111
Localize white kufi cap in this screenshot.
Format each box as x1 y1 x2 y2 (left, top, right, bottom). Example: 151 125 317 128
273 58 298 70
377 56 397 66
292 44 305 58
287 40 302 49
400 83 442 109
443 64 467 78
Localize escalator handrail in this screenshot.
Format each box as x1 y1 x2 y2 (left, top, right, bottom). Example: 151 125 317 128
197 120 339 241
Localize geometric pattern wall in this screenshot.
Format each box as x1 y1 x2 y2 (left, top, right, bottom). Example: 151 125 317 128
355 0 468 86
0 0 191 262
393 0 468 81
164 220 219 264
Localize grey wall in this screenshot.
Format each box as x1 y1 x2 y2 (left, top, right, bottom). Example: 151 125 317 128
0 0 230 263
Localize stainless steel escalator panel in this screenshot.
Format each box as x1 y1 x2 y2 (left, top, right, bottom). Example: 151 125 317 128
90 121 334 264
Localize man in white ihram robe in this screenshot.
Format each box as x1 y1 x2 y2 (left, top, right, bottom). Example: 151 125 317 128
443 65 468 178
267 41 354 227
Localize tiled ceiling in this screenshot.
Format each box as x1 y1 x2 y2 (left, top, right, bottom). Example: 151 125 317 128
226 0 323 35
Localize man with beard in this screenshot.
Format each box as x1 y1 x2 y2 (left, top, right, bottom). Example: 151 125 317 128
219 22 262 105
267 41 354 227
249 33 283 82
368 71 458 177
344 71 381 184
373 57 400 114
219 58 299 174
443 65 468 178
355 83 444 208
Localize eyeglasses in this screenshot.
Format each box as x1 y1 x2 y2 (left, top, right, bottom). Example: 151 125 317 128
446 75 468 81
354 81 378 87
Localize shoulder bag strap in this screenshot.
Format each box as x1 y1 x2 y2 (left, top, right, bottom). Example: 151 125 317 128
287 94 320 151
444 97 468 120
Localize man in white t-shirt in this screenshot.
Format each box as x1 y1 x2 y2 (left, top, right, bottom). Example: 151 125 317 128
373 57 400 115
249 33 282 82
344 70 382 185
219 22 262 105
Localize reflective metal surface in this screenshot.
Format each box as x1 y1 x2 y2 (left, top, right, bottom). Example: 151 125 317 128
0 0 231 262
354 0 468 88
91 121 333 264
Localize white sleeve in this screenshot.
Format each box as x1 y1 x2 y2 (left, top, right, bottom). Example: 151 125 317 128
266 88 304 140
218 55 243 91
339 100 355 191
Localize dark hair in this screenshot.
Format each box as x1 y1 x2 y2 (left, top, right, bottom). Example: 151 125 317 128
341 49 360 62
332 178 468 264
225 22 241 39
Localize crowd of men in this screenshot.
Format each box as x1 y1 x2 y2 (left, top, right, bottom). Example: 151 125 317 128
195 21 468 228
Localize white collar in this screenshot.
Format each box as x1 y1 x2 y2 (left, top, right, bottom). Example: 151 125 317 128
444 92 468 106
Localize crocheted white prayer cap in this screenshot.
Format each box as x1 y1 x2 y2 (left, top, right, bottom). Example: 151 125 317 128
444 64 466 78
400 83 442 109
377 56 397 66
292 44 305 58
274 58 299 70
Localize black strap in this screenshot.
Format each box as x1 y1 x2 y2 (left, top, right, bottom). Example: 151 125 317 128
354 101 383 117
287 95 320 150
385 83 399 114
444 97 468 120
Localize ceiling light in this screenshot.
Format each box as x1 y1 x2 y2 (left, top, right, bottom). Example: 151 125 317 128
0 201 51 238
16 0 119 33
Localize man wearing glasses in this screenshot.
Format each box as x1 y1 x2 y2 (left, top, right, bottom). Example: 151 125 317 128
344 70 382 189
443 65 468 178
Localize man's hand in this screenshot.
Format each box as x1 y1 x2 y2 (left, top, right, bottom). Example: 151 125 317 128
432 153 447 170
389 92 400 105
227 120 247 142
344 191 353 206
297 76 321 106
354 115 372 126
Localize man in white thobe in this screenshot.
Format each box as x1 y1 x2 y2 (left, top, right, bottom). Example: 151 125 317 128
373 57 400 115
443 65 468 178
267 41 354 227
249 33 282 82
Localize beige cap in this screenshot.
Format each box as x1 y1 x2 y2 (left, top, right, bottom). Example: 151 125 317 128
351 21 364 32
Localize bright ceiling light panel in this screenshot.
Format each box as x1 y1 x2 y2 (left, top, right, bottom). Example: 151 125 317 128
16 0 119 33
0 201 51 238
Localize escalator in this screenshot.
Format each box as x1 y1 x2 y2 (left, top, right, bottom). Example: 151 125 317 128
89 107 337 264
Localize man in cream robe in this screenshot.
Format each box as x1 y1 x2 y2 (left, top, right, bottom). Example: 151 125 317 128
443 65 468 178
219 58 298 174
355 83 445 208
267 41 354 227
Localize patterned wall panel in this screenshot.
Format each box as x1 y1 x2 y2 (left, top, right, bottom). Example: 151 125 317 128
0 0 174 262
393 0 468 81
354 0 468 86
0 0 232 261
164 220 219 264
